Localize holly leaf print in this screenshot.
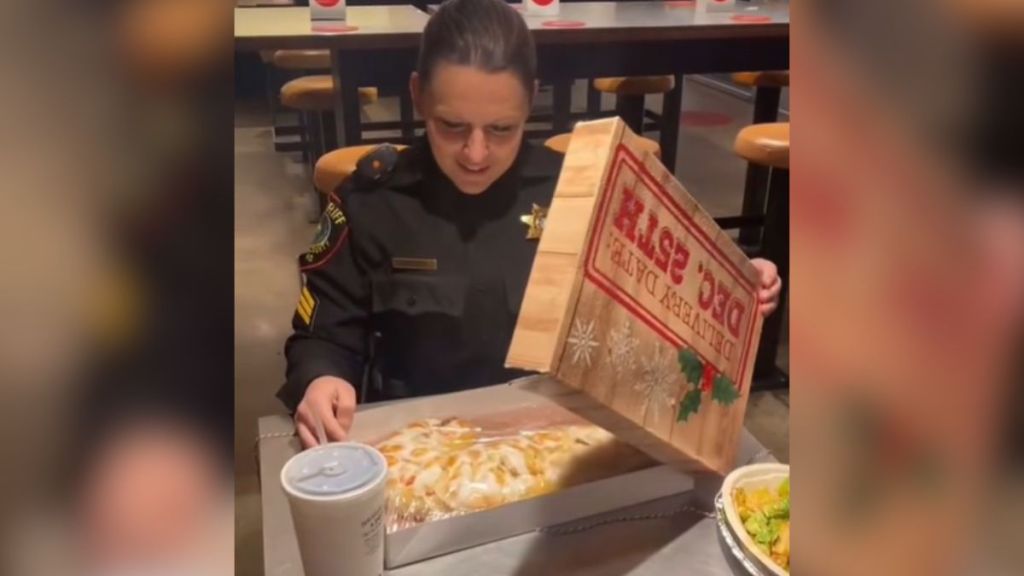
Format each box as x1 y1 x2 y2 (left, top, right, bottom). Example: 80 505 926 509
677 348 704 386
676 388 703 423
712 373 740 406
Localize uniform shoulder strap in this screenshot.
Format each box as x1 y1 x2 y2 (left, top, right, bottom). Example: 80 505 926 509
351 144 404 189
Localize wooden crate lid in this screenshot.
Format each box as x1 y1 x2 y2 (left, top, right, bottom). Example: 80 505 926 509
506 117 763 474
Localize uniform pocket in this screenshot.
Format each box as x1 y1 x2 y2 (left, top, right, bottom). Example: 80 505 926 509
371 273 467 316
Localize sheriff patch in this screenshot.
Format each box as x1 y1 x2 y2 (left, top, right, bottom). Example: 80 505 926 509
300 196 348 271
295 284 317 326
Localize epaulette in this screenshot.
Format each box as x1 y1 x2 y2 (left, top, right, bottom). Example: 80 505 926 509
352 144 402 188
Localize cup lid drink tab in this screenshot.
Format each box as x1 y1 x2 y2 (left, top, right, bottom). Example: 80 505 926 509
282 443 386 499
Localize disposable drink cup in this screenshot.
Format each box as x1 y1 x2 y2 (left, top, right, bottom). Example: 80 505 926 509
281 442 387 576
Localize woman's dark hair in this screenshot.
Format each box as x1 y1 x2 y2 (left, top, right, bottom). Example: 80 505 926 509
417 0 537 96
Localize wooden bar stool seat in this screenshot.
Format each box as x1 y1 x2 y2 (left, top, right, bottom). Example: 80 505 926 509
280 75 378 111
271 49 331 71
734 122 790 169
281 77 380 201
314 144 409 195
592 75 676 96
732 71 789 245
264 50 330 155
716 122 790 232
545 132 661 159
590 75 678 170
591 76 675 135
731 71 790 89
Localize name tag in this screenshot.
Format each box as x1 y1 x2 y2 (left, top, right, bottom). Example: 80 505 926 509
391 257 438 272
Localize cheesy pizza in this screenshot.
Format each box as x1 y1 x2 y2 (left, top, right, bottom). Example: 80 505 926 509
375 417 651 531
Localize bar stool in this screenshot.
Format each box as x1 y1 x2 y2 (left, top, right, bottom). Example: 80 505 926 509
272 49 418 147
266 50 333 153
272 49 331 71
590 75 682 172
544 132 662 159
280 75 379 176
591 76 676 135
732 71 789 247
733 122 789 389
313 144 408 199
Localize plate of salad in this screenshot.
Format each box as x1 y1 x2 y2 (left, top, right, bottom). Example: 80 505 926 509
717 463 790 575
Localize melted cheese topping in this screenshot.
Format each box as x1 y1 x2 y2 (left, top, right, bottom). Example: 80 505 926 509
377 419 623 531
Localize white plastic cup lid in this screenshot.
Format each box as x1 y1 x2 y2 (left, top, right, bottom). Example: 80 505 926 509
282 442 385 498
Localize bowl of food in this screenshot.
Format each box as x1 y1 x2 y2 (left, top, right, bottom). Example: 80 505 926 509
716 463 790 575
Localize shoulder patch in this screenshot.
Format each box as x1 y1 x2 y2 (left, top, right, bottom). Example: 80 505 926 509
299 195 348 271
352 144 402 188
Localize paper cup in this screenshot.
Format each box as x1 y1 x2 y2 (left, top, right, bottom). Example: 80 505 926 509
281 442 388 576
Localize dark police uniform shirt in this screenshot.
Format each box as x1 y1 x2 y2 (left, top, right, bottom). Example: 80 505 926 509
279 138 564 410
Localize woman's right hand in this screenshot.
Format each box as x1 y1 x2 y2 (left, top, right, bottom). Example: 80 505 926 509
294 376 357 449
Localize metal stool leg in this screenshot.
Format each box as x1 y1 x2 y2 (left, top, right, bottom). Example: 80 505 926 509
616 95 646 135
753 167 789 389
311 116 327 219
551 78 573 133
659 75 684 175
753 86 783 125
586 83 602 117
266 65 278 132
321 112 338 153
738 86 784 247
300 111 326 222
300 111 316 171
738 165 770 248
399 91 415 138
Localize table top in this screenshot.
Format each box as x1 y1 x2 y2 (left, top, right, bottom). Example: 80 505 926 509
236 0 294 6
433 1 789 43
234 5 430 50
235 2 788 51
258 412 776 576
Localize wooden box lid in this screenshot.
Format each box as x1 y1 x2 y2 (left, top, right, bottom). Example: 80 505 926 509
506 118 764 474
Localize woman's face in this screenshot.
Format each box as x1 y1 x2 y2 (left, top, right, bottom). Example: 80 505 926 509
412 63 532 195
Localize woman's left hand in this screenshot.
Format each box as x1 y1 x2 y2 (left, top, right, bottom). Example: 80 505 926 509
751 258 782 317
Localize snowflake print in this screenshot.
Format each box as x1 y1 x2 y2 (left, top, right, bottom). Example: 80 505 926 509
567 318 599 368
606 319 639 376
634 343 680 424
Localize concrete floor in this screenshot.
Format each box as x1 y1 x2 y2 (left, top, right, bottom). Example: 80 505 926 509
234 77 789 575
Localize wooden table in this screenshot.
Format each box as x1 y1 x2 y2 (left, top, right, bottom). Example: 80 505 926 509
257 411 777 576
234 2 788 172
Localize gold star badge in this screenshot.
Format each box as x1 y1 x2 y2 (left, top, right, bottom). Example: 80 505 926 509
520 203 548 240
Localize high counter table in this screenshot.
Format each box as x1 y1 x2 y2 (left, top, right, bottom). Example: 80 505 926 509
235 2 788 172
537 0 789 171
234 5 429 50
429 1 789 171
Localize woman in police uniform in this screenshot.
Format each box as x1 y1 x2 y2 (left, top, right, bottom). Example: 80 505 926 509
282 0 782 448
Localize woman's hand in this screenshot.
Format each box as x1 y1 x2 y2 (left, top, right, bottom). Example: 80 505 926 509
294 376 357 449
751 258 783 317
